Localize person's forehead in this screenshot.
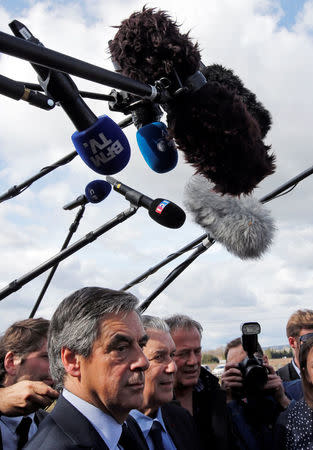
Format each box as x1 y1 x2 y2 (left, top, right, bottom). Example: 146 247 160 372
171 326 201 349
299 328 313 337
23 338 48 359
99 311 145 341
227 345 246 363
145 329 175 353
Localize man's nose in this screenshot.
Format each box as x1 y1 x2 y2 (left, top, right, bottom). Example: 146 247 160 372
186 351 198 365
132 347 150 371
165 359 177 374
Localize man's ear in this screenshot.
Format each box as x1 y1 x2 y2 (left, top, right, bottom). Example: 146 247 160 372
288 336 297 351
61 348 81 378
4 351 20 376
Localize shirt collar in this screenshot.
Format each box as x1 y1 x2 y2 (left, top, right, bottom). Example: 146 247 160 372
292 358 301 377
63 388 122 449
129 408 165 439
1 413 35 433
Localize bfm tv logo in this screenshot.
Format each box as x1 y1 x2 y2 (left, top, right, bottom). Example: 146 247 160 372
83 132 124 167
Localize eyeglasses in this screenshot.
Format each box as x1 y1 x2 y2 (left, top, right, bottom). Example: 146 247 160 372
299 333 313 345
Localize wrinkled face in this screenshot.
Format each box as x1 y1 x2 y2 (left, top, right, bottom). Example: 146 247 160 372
142 329 176 415
13 339 53 386
171 327 202 388
75 311 149 422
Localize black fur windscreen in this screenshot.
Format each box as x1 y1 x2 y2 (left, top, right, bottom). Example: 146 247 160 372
109 7 276 195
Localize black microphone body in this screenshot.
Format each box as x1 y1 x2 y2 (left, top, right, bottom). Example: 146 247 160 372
106 176 185 229
9 20 96 130
0 74 55 110
63 195 87 211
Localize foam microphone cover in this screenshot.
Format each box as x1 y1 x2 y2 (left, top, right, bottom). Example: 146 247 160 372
184 174 275 259
149 199 186 229
136 122 178 173
85 180 112 203
72 115 130 175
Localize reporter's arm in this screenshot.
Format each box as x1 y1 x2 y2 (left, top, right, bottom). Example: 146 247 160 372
0 380 59 416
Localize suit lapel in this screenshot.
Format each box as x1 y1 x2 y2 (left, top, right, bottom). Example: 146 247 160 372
51 395 109 450
124 416 149 450
161 406 184 450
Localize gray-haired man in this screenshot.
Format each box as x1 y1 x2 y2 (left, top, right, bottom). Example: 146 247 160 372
125 315 202 450
25 287 149 450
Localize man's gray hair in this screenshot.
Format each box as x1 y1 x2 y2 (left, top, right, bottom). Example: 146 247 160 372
48 286 139 389
164 314 203 338
142 315 169 332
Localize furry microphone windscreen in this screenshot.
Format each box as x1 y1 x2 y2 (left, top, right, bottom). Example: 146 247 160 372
183 174 275 259
108 6 276 196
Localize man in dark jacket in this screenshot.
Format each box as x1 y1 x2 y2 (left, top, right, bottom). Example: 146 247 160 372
126 315 202 450
165 314 232 450
25 287 150 450
277 309 313 382
222 337 290 450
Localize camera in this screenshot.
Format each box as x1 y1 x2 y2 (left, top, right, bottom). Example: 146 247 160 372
238 322 268 394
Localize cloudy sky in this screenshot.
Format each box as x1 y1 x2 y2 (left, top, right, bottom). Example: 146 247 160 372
0 0 313 350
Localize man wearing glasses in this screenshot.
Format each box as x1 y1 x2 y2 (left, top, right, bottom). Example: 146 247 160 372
277 309 313 382
165 314 232 450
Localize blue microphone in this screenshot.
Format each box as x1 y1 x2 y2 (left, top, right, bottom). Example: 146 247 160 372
9 20 130 175
72 116 130 175
136 121 178 173
63 179 111 210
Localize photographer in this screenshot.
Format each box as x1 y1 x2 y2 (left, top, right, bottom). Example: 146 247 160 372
221 325 290 450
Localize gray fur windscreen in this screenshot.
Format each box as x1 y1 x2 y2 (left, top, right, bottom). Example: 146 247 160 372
183 174 275 260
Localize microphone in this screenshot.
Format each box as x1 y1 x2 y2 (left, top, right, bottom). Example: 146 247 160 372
183 174 275 259
109 7 276 195
63 179 111 210
9 20 130 175
106 175 185 229
130 101 178 173
136 122 178 173
0 74 55 110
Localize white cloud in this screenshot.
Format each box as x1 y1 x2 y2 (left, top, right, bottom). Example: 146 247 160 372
0 0 313 349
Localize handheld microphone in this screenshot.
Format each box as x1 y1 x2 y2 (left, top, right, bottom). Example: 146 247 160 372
0 74 55 110
131 101 178 173
63 179 111 210
136 121 178 173
106 175 185 229
9 20 130 175
184 174 275 259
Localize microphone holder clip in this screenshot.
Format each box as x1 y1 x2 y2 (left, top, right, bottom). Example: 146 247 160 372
125 190 143 208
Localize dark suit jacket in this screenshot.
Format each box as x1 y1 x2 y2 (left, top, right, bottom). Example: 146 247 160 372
276 361 300 382
25 395 146 450
125 401 203 450
25 395 108 450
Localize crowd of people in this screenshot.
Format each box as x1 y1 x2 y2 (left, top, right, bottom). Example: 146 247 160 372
0 287 312 449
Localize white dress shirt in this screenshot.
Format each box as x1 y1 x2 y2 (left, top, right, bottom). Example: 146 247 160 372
63 388 122 449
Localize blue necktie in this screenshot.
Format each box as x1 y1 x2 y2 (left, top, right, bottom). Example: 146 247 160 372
149 420 165 450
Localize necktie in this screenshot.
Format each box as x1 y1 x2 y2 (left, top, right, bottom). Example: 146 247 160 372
149 420 165 450
16 417 32 450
